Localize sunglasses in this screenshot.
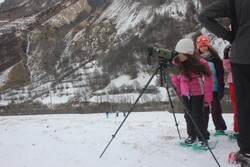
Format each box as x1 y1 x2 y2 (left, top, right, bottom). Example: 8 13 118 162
196 38 208 43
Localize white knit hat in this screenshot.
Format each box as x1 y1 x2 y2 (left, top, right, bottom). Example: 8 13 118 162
175 38 194 55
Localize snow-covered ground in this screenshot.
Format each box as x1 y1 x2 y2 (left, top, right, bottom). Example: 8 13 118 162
0 111 239 167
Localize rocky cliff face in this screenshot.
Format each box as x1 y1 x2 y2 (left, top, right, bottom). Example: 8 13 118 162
0 0 216 108
1 0 111 83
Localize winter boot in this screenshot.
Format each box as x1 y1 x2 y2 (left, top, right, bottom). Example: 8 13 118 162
228 151 250 167
196 140 208 148
235 152 250 167
228 133 238 140
184 136 196 144
214 130 227 136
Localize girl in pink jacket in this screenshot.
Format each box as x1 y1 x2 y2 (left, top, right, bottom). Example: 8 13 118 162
171 39 213 147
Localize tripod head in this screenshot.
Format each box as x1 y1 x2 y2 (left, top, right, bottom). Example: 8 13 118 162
147 46 177 64
147 46 180 76
158 57 170 69
157 59 171 87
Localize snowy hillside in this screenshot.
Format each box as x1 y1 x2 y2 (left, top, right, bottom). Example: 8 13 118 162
0 111 239 167
0 0 231 113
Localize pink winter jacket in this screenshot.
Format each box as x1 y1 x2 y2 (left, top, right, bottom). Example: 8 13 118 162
223 59 233 84
171 58 213 103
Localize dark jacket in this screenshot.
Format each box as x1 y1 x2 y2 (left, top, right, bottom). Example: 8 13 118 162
206 54 225 89
198 0 250 65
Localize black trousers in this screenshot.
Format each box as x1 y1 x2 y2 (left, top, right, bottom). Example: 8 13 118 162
203 92 227 131
232 63 250 154
182 95 207 141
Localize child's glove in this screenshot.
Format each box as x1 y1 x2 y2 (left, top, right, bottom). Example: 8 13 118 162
223 45 231 59
170 64 181 75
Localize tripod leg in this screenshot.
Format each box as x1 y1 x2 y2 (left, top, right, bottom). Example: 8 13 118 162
165 86 182 140
99 67 160 158
160 68 182 139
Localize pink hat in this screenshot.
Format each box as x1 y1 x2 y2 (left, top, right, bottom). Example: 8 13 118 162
196 35 210 49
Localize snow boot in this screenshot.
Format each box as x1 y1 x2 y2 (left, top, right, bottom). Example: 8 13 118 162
196 140 208 147
228 151 250 167
214 130 227 136
184 136 196 145
228 133 238 140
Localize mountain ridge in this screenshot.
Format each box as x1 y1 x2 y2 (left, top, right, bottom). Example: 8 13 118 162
0 0 227 114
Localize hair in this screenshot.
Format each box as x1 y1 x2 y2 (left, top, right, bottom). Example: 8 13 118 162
209 47 222 61
173 51 212 80
199 46 222 61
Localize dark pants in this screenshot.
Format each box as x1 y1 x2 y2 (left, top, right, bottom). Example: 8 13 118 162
232 63 250 154
182 95 208 141
203 92 227 131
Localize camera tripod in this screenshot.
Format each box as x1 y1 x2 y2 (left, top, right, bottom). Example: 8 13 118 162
99 60 221 167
